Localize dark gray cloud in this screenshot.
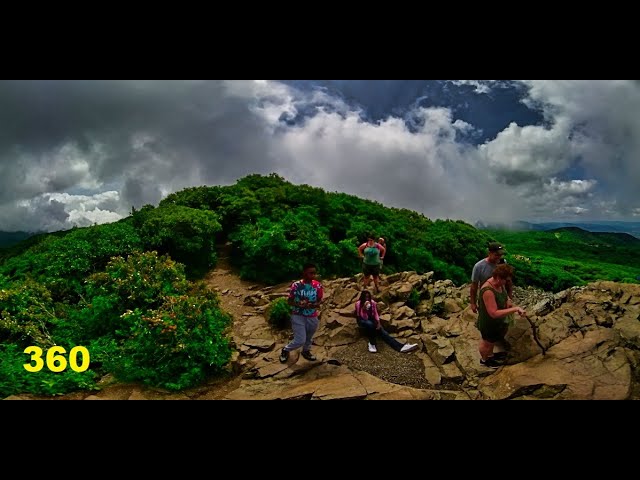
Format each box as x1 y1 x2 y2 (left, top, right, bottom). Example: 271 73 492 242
1 80 639 232
0 80 275 223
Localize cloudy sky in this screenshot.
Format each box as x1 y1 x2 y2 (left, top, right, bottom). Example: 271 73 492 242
1 79 639 232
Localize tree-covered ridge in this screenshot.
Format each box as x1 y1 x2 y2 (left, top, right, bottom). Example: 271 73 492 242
161 173 491 285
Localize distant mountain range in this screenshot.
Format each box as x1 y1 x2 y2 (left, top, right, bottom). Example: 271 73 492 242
0 231 38 248
475 221 640 239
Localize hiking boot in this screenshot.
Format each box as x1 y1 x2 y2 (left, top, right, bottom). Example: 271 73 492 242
368 342 378 353
279 348 289 363
301 350 317 361
480 357 503 369
493 351 508 360
400 343 418 353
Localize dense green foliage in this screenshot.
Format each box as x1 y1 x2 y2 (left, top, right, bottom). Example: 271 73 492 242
0 222 143 300
162 174 490 285
0 344 98 397
131 204 221 277
266 297 293 328
84 253 232 390
0 246 231 397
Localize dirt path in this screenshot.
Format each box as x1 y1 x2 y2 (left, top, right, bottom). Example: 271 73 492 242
205 247 268 339
204 243 292 346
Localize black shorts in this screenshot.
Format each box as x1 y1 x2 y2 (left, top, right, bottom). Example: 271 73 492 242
478 319 508 343
363 264 381 277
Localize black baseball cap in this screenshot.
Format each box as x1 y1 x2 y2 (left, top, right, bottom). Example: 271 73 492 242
488 242 507 254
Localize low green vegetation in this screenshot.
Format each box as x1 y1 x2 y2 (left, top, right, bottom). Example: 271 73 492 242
266 297 293 328
0 251 232 397
486 228 640 291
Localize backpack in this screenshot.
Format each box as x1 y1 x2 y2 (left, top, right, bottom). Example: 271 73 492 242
364 244 380 263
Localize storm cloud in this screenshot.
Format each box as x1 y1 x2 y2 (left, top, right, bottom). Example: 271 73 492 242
0 80 638 232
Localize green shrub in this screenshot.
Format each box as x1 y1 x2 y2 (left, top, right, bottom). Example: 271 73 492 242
0 279 57 348
112 283 233 390
67 252 233 390
79 251 191 338
406 288 420 310
267 297 292 328
133 204 221 277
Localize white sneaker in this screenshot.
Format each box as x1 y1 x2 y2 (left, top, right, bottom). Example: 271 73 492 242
400 343 418 353
368 343 378 353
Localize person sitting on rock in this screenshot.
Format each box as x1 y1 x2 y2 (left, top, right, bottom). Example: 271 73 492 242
477 264 527 368
355 291 418 354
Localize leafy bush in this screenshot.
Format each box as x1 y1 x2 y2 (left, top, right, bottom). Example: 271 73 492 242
0 279 57 348
132 205 222 277
406 288 420 310
78 251 191 338
78 252 232 390
266 297 292 328
111 283 232 390
0 250 234 396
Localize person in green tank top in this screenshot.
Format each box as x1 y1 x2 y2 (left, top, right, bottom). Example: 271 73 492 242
358 234 386 292
477 264 527 368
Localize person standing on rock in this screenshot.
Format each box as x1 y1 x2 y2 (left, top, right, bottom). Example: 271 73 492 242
377 237 388 286
470 242 514 314
477 264 527 368
279 263 323 363
355 291 418 354
470 242 515 355
358 235 385 292
378 237 386 267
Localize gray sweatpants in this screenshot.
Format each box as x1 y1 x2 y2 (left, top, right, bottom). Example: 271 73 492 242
284 314 319 352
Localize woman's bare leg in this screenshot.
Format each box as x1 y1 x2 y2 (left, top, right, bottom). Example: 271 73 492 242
479 339 495 360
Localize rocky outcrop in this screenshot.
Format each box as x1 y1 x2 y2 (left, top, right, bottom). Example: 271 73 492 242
234 276 640 400
10 275 639 400
225 363 469 400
